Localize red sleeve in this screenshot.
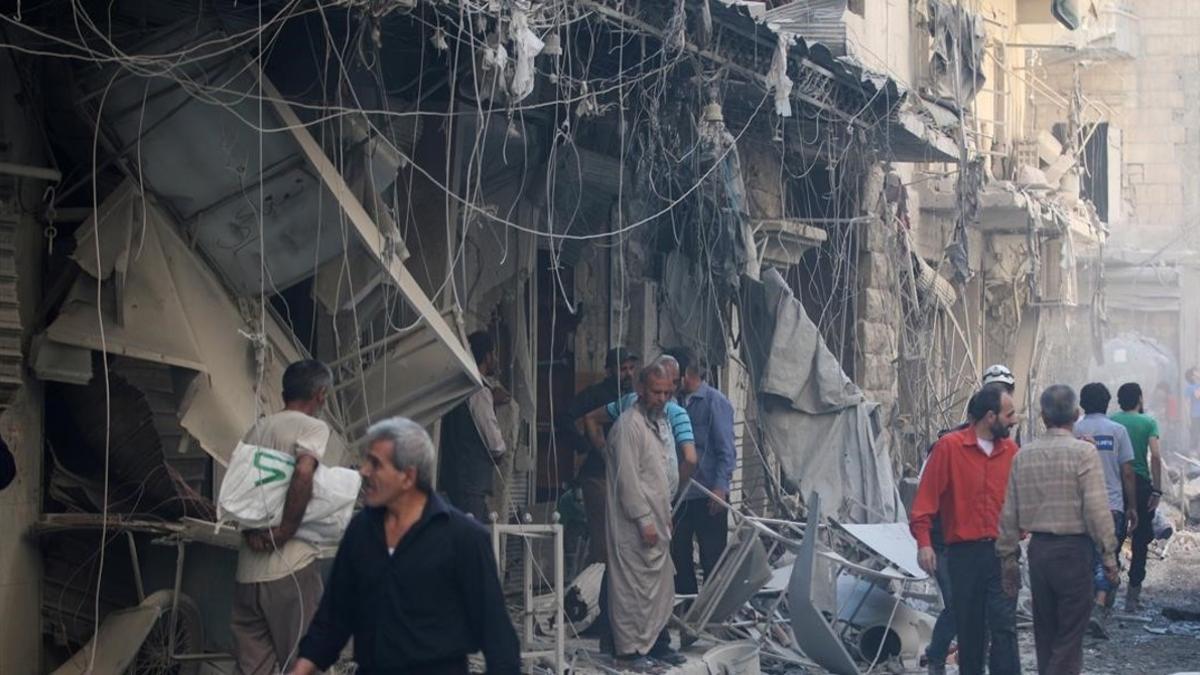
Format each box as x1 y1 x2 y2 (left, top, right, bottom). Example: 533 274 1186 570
910 435 953 547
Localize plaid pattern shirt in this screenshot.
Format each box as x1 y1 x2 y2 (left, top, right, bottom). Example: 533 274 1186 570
997 428 1118 565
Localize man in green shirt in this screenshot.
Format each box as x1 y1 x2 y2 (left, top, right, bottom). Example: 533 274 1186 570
1109 383 1164 612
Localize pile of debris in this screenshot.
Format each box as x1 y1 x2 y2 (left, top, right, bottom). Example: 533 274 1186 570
529 491 937 674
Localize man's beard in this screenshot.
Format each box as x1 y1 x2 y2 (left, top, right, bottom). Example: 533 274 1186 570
991 421 1012 439
641 400 666 418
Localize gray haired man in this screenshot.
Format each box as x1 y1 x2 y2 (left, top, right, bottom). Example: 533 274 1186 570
998 385 1117 675
605 362 687 666
290 417 520 674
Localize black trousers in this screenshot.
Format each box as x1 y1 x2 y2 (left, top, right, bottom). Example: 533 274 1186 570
1028 534 1093 675
1129 474 1155 587
442 454 493 522
946 540 1020 675
597 568 612 651
671 499 728 594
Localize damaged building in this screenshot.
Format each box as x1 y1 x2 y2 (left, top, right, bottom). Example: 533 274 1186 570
0 0 1195 673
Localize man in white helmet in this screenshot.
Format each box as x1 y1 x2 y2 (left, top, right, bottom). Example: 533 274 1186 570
982 365 1022 445
983 364 1016 391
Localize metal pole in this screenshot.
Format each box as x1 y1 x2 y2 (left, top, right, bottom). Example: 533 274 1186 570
523 536 534 650
554 525 564 674
167 540 186 658
0 161 61 182
125 531 145 603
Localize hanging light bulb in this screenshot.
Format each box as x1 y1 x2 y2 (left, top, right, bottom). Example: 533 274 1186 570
702 84 724 126
702 100 724 124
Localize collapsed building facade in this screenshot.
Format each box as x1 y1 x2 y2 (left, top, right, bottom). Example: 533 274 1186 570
0 0 1195 672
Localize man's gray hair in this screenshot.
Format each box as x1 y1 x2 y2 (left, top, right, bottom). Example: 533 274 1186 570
638 360 671 385
1040 385 1078 428
365 417 435 492
655 354 679 373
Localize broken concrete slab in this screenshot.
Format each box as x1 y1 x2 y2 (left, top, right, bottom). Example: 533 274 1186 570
700 641 761 675
1162 607 1200 622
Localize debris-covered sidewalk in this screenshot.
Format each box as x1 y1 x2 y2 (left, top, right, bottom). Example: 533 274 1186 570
1070 529 1200 675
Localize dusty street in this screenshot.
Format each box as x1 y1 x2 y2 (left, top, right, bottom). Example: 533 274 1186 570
1026 528 1200 675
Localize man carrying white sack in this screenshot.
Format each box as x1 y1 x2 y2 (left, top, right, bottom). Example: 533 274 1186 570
230 359 333 675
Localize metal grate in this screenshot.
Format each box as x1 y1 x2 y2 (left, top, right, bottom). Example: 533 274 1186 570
0 213 23 410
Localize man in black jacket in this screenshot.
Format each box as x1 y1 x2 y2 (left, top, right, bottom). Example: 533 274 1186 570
567 347 638 564
290 417 519 675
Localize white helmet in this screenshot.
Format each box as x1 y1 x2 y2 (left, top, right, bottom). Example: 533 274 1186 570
982 364 1016 387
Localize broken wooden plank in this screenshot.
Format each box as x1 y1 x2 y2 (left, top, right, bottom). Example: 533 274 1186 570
256 71 482 392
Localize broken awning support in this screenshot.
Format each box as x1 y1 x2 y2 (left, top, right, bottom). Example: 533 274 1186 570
255 71 481 392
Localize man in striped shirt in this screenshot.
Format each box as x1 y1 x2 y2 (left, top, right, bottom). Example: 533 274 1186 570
584 355 697 497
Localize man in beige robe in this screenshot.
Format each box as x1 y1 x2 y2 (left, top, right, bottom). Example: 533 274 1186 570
604 362 686 666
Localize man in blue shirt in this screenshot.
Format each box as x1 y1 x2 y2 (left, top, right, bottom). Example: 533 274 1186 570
666 347 736 595
1074 383 1137 615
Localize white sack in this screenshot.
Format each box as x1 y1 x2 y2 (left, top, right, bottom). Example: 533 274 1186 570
218 442 361 545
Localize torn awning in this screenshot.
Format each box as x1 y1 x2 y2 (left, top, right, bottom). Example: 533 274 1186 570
45 180 349 466
741 268 903 523
77 18 481 439
926 0 988 106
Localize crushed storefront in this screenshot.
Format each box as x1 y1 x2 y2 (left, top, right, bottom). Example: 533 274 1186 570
0 1 1170 673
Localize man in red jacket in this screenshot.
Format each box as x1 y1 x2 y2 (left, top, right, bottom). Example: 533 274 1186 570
910 386 1020 675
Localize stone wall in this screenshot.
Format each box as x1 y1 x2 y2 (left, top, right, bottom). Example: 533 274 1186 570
856 169 902 453
1034 3 1200 252
0 47 45 675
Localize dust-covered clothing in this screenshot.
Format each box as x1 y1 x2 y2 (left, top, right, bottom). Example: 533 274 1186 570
604 405 675 656
231 562 323 675
232 410 330 675
235 410 330 583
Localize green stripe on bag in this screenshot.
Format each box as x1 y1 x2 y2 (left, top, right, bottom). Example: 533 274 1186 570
252 450 296 487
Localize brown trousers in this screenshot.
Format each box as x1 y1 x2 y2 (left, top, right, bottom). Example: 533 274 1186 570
1028 533 1094 675
231 562 324 675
